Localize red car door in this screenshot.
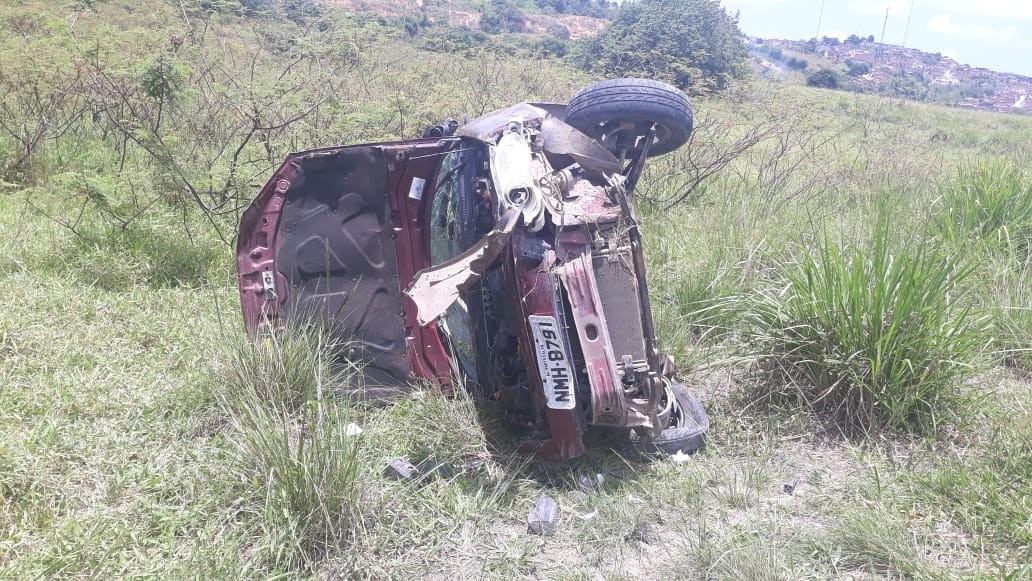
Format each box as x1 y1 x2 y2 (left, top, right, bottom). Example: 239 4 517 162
236 138 461 397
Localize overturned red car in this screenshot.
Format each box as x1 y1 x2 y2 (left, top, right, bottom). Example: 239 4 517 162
236 78 709 461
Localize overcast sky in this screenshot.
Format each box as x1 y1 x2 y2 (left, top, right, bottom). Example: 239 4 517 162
721 0 1032 77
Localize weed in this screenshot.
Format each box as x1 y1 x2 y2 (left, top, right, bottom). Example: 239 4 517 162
936 161 1032 259
217 327 364 570
744 214 987 434
986 259 1032 369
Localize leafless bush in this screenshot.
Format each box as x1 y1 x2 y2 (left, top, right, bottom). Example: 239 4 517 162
637 87 861 214
78 21 357 243
0 62 90 178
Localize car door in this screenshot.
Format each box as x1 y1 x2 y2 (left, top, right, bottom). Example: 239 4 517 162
237 138 461 397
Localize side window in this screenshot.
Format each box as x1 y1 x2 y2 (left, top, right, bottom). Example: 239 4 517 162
427 150 479 381
430 151 462 267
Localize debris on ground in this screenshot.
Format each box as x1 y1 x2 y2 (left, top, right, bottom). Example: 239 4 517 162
576 473 605 491
670 450 693 463
344 423 363 436
416 460 456 479
527 494 559 536
783 477 801 494
384 457 419 481
626 522 651 545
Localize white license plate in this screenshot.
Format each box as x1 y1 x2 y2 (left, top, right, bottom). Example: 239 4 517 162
528 315 576 410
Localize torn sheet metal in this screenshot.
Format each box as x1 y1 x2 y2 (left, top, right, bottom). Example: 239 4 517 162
405 208 521 326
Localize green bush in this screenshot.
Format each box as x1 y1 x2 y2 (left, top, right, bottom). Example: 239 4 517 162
571 0 750 93
744 217 986 434
479 0 526 34
806 67 840 89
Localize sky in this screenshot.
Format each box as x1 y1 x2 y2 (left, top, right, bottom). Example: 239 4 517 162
721 0 1032 77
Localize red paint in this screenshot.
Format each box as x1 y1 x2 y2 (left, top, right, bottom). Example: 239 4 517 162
510 234 587 461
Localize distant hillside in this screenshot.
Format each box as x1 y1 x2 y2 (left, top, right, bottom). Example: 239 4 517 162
326 0 607 38
751 37 1032 115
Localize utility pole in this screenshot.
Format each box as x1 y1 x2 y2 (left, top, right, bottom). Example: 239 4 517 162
816 0 826 39
902 0 915 47
880 6 890 44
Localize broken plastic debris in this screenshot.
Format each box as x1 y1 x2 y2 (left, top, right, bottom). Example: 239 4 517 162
527 494 559 536
670 450 693 463
384 457 419 481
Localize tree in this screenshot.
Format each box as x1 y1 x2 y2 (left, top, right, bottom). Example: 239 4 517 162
535 0 615 18
846 60 871 76
480 0 526 34
571 0 749 94
786 57 808 71
806 68 840 89
546 23 571 40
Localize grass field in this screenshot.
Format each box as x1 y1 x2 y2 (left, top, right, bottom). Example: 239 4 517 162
2 1 1030 578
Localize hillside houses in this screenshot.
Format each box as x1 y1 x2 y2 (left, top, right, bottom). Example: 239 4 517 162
755 38 1032 114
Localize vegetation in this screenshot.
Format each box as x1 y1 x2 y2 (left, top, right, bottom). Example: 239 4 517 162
479 0 527 34
572 0 750 93
1 0 1031 578
533 0 615 18
807 67 841 88
744 215 985 434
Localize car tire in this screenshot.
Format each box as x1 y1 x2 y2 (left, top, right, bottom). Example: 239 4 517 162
628 382 709 456
565 78 694 157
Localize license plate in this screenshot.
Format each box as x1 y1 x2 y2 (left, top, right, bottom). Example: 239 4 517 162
528 315 576 410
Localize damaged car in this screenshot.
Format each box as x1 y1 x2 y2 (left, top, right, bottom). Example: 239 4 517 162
236 78 709 461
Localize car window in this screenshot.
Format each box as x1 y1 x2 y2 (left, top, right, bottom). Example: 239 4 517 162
429 151 479 382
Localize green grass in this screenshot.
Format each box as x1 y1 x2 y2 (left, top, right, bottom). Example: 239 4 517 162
935 161 1032 259
217 328 364 570
743 213 988 434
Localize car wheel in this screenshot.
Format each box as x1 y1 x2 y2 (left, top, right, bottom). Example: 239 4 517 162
628 381 709 456
565 78 694 158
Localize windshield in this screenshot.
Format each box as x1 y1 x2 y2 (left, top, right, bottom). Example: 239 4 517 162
429 149 479 383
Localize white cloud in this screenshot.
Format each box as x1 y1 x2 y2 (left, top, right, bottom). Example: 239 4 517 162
927 13 1017 42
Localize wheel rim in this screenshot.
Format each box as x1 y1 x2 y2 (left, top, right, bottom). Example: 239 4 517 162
654 382 685 430
593 119 674 156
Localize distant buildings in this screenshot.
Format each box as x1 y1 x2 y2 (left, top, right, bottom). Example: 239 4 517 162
753 37 1032 114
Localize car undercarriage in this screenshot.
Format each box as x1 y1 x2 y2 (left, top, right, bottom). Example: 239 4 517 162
236 78 710 461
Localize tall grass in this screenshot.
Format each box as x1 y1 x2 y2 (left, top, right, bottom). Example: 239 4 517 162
986 259 1032 369
744 216 987 433
218 327 364 570
936 161 1032 259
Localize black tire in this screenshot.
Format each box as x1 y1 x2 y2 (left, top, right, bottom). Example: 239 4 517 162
628 382 709 456
566 78 694 158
